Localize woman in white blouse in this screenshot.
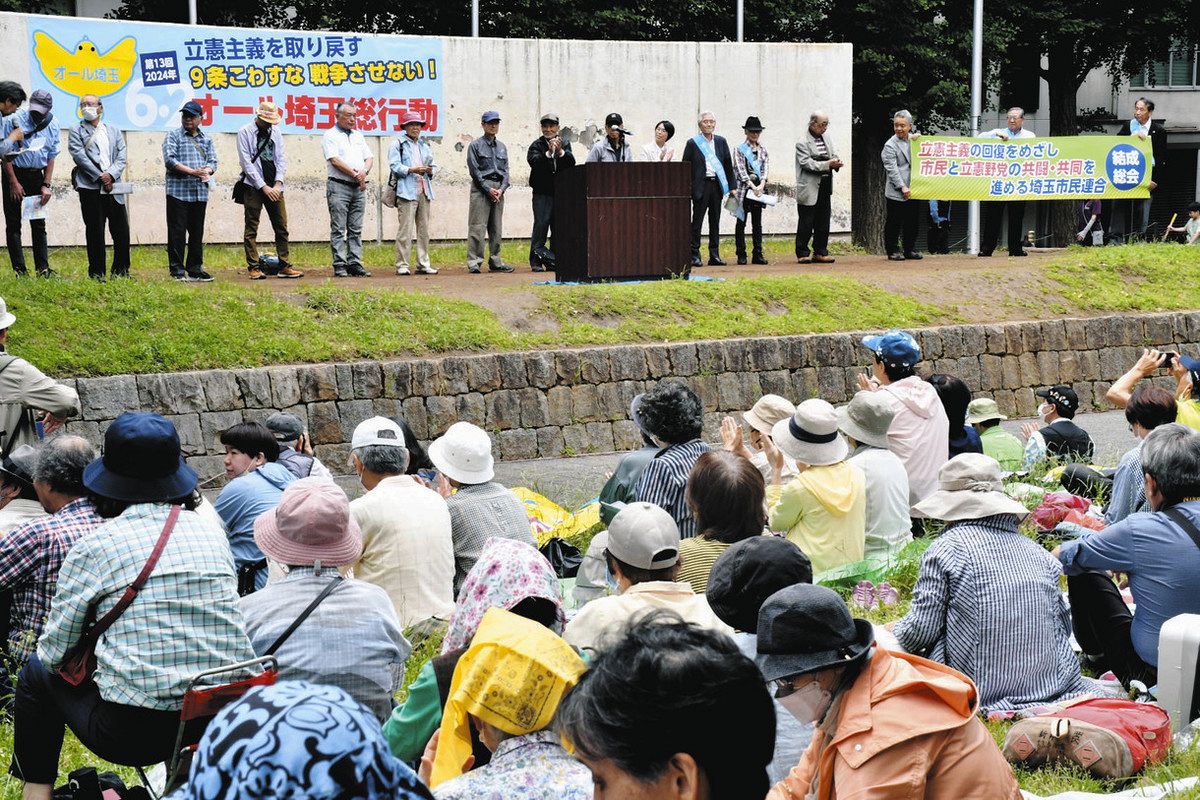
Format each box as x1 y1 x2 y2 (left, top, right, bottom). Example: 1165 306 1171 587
640 120 676 162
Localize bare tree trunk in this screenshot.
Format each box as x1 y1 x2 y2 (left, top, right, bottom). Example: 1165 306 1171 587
1044 47 1082 247
852 126 888 253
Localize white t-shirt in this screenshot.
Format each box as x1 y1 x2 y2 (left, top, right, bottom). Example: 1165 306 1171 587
322 125 372 180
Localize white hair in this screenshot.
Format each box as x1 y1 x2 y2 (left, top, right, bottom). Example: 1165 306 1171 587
809 110 829 124
698 110 716 124
1007 107 1025 119
893 109 914 125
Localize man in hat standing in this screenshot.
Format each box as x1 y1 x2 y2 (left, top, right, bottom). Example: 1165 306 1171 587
388 111 438 276
586 113 632 163
68 94 129 280
733 116 769 265
239 102 303 280
163 100 217 281
527 112 574 271
323 102 374 278
681 110 735 267
1 89 59 277
1020 384 1094 468
466 111 512 274
0 296 79 457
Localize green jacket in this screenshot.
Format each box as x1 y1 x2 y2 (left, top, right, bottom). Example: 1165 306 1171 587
980 425 1024 472
598 444 659 525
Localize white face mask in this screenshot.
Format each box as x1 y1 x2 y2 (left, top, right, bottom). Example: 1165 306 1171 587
1037 403 1052 422
81 106 100 122
776 679 833 724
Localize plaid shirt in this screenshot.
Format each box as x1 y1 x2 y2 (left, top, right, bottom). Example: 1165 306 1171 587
635 439 711 538
38 503 256 710
162 127 218 202
0 498 103 661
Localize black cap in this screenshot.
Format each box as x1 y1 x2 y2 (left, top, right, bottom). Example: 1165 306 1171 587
604 112 623 128
756 584 874 682
742 116 765 132
707 537 813 633
1035 385 1079 415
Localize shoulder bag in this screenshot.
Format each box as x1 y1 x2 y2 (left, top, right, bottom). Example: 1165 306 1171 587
262 577 344 655
232 133 271 205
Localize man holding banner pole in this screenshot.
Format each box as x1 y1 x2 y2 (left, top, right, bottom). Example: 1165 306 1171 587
979 108 1035 258
1110 98 1166 244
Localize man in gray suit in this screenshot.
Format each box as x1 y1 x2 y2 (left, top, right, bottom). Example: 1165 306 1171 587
68 95 129 280
881 110 922 261
795 110 843 264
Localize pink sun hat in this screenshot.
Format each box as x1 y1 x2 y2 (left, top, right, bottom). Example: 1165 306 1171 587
253 477 363 567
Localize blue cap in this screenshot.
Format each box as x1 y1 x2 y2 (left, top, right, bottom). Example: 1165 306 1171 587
481 110 500 123
861 329 921 369
1179 354 1200 372
83 412 198 503
180 100 203 118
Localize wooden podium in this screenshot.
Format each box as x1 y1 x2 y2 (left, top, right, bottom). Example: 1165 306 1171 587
552 162 692 281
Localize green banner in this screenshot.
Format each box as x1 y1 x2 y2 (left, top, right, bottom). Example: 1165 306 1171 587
909 135 1152 201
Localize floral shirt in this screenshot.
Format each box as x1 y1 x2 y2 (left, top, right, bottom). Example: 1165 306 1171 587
433 730 591 800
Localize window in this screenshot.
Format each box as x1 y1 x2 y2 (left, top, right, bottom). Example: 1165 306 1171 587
1132 46 1198 88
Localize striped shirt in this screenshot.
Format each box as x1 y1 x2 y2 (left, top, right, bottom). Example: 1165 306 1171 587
0 498 104 661
162 127 218 202
892 514 1091 713
677 536 732 594
1105 442 1146 525
812 136 829 158
38 503 256 710
635 439 711 539
446 482 536 594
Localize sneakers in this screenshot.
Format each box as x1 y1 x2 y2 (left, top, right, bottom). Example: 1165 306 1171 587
416 265 438 275
333 268 349 277
488 263 514 273
877 582 899 607
396 266 411 276
346 266 372 277
277 266 304 279
248 267 267 280
185 270 214 282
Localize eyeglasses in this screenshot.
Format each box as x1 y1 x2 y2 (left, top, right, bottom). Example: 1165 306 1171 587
768 677 799 700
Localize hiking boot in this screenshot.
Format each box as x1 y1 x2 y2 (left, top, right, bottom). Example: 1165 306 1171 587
811 254 835 264
277 266 304 279
333 267 349 277
416 265 439 275
488 263 514 273
752 255 769 265
346 266 372 277
248 267 267 280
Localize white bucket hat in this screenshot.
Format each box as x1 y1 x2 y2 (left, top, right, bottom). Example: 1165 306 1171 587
428 421 495 484
0 297 16 330
743 394 796 436
770 399 848 467
912 453 1029 521
837 391 895 450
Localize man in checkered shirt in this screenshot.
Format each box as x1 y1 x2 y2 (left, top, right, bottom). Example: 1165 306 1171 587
162 101 218 282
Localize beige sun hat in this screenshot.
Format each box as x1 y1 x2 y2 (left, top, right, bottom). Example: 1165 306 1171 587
743 394 797 436
912 453 1029 521
770 399 849 467
837 391 895 450
966 397 1008 425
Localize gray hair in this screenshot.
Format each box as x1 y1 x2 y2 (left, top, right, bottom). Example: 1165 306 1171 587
352 444 409 476
698 110 715 124
893 109 914 125
34 435 95 497
335 102 356 115
1141 423 1200 506
809 110 829 124
1007 107 1025 119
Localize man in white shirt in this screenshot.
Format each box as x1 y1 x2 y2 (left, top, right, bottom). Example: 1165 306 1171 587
322 103 373 278
347 416 455 631
564 502 732 653
980 107 1037 258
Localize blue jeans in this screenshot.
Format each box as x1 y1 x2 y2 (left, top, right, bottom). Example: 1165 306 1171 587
326 179 365 269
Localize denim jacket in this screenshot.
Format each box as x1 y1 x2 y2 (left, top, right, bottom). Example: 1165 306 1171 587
388 136 437 201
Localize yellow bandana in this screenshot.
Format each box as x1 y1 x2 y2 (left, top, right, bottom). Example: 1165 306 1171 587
430 607 586 787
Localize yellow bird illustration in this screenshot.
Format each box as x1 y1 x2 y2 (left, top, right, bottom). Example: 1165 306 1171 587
32 31 137 111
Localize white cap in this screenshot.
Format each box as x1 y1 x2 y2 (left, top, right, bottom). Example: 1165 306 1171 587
606 501 681 570
350 416 407 450
428 421 495 484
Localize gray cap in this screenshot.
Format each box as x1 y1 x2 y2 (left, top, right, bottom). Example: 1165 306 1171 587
1 444 39 489
28 89 52 115
540 113 559 125
264 412 304 443
606 501 680 570
836 391 896 450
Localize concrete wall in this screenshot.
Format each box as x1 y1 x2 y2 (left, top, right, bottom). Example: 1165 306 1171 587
0 13 853 253
51 310 1199 486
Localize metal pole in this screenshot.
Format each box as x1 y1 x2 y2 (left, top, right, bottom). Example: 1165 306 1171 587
188 0 197 24
736 0 744 42
471 0 479 37
966 0 983 254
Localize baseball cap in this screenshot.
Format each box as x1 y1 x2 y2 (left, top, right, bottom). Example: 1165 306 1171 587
606 501 680 570
1036 385 1079 415
604 112 623 128
180 100 203 117
540 113 559 125
28 89 52 115
481 110 500 123
860 329 921 369
351 416 408 450
264 412 304 443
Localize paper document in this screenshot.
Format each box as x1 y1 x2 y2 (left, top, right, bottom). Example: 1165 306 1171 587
21 196 47 220
757 193 778 206
109 182 134 195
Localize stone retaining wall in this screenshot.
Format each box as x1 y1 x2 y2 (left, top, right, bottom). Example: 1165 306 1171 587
57 311 1200 484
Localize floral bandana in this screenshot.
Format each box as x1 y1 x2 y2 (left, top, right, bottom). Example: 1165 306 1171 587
440 537 566 654
173 681 433 800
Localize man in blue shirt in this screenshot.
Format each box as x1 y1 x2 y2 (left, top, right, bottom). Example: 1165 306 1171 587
0 82 28 159
1054 423 1200 691
162 100 217 281
2 89 59 277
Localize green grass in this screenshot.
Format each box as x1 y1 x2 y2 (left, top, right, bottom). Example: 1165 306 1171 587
1044 243 1200 313
2 237 945 378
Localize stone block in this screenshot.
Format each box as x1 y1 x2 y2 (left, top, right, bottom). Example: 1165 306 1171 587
235 369 273 408
979 355 1004 391
335 400 374 441
199 410 245 451
1172 312 1192 344
240 407 275 427
579 350 611 384
79 375 139 419
791 367 818 400
702 412 722 442
1020 322 1044 354
455 393 486 427
779 337 807 370
526 353 556 389
1035 352 1060 386
645 346 671 378
1013 387 1037 417
747 339 783 372
585 422 615 454
439 357 471 395
63 419 103 450
570 384 601 423
918 329 942 360
983 325 1007 356
485 390 522 430
299 364 338 403
402 397 428 439
335 364 354 399
351 363 383 399
1018 352 1041 387
201 370 245 412
370 398 402 420
1099 348 1129 381
562 424 589 454
1145 315 1174 346
1079 351 1101 381
498 354 528 389
518 388 550 428
955 357 982 391
1059 352 1081 383
1063 319 1087 351
668 343 699 375
424 396 457 437
186 455 227 485
381 361 412 399
693 375 719 409
759 370 791 398
302 402 338 445
499 428 539 461
467 355 502 392
537 426 565 458
816 367 845 403
280 404 309 430
555 351 581 384
993 390 1016 417
137 372 207 415
961 326 986 359
612 420 643 450
1040 320 1068 351
610 347 648 381
722 340 750 372
940 328 965 359
1071 382 1093 411
1004 326 1025 356
1084 318 1108 351
409 360 441 395
1091 382 1112 412
547 386 573 426
717 372 745 410
696 340 725 374
1186 311 1200 343
596 383 624 422
933 358 957 376
1115 317 1143 347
